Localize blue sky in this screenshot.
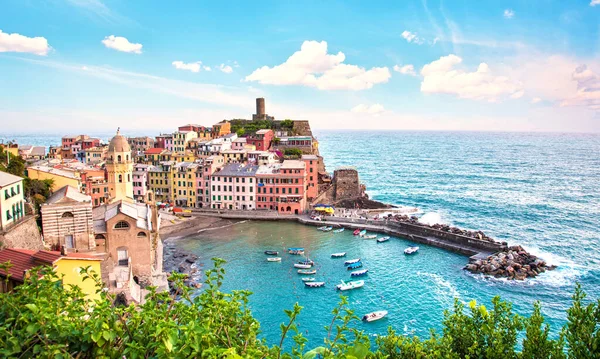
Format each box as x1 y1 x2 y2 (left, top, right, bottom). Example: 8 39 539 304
0 0 599 133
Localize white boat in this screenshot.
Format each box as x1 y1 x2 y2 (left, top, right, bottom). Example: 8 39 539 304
305 281 325 288
331 252 346 258
294 263 312 269
267 257 281 262
333 228 345 233
362 234 377 239
298 269 317 275
317 226 329 231
404 246 419 255
359 230 367 237
350 269 369 277
377 237 390 243
336 280 364 291
301 277 315 282
362 310 388 322
288 250 305 255
344 258 361 265
322 226 333 232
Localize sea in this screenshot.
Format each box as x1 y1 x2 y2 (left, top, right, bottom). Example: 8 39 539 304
4 130 600 348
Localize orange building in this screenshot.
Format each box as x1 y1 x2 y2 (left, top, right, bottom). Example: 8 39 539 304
301 155 319 202
212 121 231 137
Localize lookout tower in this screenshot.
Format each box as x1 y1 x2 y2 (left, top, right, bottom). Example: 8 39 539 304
252 97 274 121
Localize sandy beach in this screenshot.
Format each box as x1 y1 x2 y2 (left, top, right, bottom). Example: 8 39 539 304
159 211 243 241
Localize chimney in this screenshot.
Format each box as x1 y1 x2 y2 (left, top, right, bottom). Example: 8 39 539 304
60 245 66 256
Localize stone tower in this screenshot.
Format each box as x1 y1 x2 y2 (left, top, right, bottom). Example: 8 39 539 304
106 128 134 202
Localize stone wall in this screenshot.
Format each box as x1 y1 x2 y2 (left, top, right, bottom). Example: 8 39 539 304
0 215 44 250
292 121 313 137
333 168 362 201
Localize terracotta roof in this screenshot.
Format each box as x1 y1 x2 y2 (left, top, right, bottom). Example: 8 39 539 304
145 148 164 155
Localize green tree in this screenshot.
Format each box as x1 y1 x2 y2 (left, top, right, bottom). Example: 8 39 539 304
236 128 246 137
564 283 600 359
284 148 302 158
521 301 566 359
281 119 294 129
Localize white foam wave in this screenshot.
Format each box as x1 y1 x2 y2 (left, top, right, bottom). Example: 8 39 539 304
419 212 445 226
417 272 460 306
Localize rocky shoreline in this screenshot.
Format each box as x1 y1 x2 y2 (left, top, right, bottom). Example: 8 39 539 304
163 241 204 290
465 245 556 280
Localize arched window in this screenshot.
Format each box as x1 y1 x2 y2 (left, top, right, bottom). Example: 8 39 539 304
114 221 129 229
95 234 106 240
126 155 129 161
127 174 131 182
137 231 147 237
118 174 123 183
117 155 122 162
61 212 74 218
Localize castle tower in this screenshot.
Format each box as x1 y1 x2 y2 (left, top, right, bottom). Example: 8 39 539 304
106 128 134 202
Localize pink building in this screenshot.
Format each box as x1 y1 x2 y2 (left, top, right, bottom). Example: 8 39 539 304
133 164 151 202
196 155 224 208
247 129 274 151
255 160 307 214
301 155 319 202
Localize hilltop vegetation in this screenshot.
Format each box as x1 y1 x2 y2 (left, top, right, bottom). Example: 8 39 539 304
0 259 598 358
229 118 295 136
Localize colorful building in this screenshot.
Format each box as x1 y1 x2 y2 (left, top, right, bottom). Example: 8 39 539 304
212 120 231 137
173 162 199 207
302 155 319 202
0 172 25 231
247 129 274 151
196 155 224 208
172 131 198 153
144 148 166 166
147 161 175 203
133 164 151 203
105 130 134 203
84 146 108 165
128 137 155 159
26 165 81 192
210 163 258 210
256 160 307 214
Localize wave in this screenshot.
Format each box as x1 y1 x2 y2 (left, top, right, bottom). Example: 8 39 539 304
419 212 446 226
417 272 460 306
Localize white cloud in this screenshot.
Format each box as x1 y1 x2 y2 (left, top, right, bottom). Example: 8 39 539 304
531 97 542 104
219 64 233 73
560 65 600 110
245 40 391 90
204 66 212 71
420 54 523 102
101 35 142 54
393 64 417 76
172 61 204 73
504 9 515 19
401 30 425 45
591 0 600 6
0 30 50 56
351 104 385 115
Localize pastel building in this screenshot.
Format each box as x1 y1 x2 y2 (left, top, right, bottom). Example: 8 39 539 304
210 163 258 210
133 164 151 202
301 155 319 202
173 162 199 207
0 172 25 230
196 155 224 208
212 120 231 137
105 130 134 203
247 129 274 151
26 165 81 192
256 160 307 214
172 131 198 153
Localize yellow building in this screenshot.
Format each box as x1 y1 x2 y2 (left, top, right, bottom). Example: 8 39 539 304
147 162 176 203
0 249 103 301
173 162 199 207
212 120 231 136
26 165 81 192
172 131 198 153
105 130 134 203
0 172 26 230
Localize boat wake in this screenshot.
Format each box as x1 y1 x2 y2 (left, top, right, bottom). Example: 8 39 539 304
417 272 460 306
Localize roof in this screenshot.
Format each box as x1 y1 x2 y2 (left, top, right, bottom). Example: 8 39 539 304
256 163 282 175
0 171 23 188
256 129 272 135
45 185 91 205
18 145 33 151
92 200 152 233
214 163 259 177
145 148 164 155
108 130 131 153
233 137 247 143
223 133 237 139
0 249 101 283
281 160 306 170
301 155 318 160
27 166 80 180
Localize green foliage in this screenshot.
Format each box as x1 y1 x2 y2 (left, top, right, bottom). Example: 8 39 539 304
236 128 246 136
0 149 25 177
230 119 275 135
281 119 294 129
0 257 598 359
284 148 303 158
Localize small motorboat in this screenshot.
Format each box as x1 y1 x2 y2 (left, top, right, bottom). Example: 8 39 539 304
336 280 364 291
353 229 361 236
359 230 367 237
267 257 281 262
377 237 390 243
404 246 419 255
331 252 347 258
333 228 345 233
350 269 369 277
344 258 361 265
264 250 279 255
301 277 316 282
322 226 333 232
347 262 363 270
288 247 305 255
305 281 325 288
362 234 377 240
317 226 329 231
362 310 388 322
298 258 314 265
294 263 312 269
298 269 317 275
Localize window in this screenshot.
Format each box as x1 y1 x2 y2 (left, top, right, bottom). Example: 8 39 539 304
137 231 147 237
119 174 123 183
114 221 130 229
118 155 122 162
295 188 299 194
61 212 74 218
250 187 253 193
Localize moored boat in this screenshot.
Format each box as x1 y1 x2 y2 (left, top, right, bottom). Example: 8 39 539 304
301 277 315 282
376 237 390 243
294 263 312 269
362 310 388 322
350 269 369 277
267 257 281 262
317 226 328 231
404 246 419 255
288 250 305 255
347 262 363 270
359 230 367 237
264 250 279 255
304 281 325 288
298 269 317 275
331 252 347 258
353 229 361 236
322 226 333 232
333 228 345 233
344 258 361 265
336 280 364 291
362 234 377 239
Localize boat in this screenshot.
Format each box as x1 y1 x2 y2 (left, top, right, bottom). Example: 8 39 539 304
331 252 347 258
298 259 314 265
336 280 364 291
294 263 312 269
362 234 377 239
359 230 367 237
362 310 388 322
288 247 304 251
288 250 305 255
298 269 317 275
344 258 361 265
317 226 328 231
264 250 279 255
377 237 390 243
347 262 363 270
267 257 281 262
333 228 345 233
322 226 333 232
304 281 325 288
353 229 361 236
301 277 315 282
350 269 369 277
404 246 419 255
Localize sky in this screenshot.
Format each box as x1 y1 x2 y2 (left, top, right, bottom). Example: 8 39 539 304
0 0 600 133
